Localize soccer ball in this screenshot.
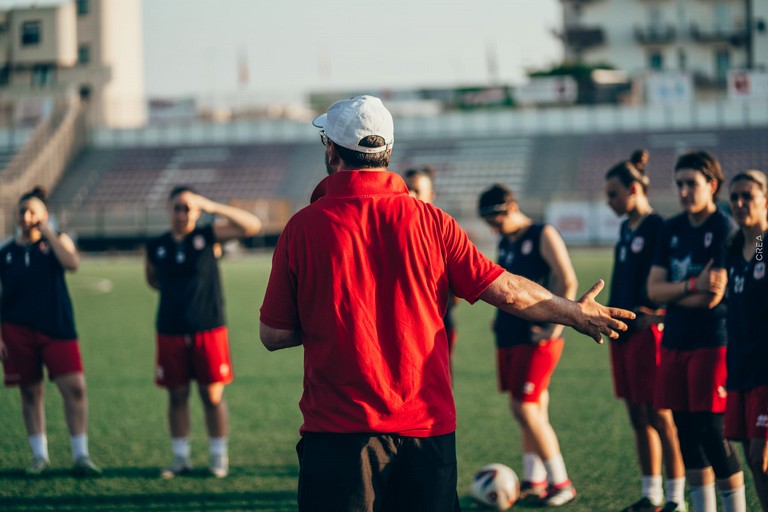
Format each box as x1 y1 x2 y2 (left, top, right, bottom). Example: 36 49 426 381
470 463 520 510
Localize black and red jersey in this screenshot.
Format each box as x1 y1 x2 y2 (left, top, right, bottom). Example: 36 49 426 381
0 238 77 339
725 231 768 390
652 208 736 350
494 223 551 348
146 225 225 335
609 213 664 339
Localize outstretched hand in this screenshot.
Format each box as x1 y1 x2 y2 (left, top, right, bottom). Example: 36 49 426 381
574 280 635 344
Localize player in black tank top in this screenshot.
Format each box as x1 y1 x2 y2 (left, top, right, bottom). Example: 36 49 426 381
145 185 261 479
647 151 746 512
0 187 101 476
724 170 768 510
479 184 579 507
604 159 686 511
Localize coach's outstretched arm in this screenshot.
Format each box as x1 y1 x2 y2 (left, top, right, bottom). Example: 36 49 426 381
479 273 634 344
260 323 302 351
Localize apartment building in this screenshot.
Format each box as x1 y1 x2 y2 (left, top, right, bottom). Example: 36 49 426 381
559 0 768 98
0 0 145 128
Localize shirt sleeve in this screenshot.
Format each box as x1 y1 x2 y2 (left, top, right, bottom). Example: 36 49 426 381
440 213 504 304
260 225 300 330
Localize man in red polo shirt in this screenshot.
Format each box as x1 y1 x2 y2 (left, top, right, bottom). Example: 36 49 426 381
259 95 634 512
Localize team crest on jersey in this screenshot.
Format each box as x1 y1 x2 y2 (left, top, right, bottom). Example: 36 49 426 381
619 246 627 263
176 251 186 264
193 235 206 250
670 236 678 248
631 236 644 253
521 239 533 255
704 232 713 248
39 242 49 254
670 255 692 282
755 262 766 280
156 246 167 259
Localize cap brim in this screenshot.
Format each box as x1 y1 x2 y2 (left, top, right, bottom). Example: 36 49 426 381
312 113 326 128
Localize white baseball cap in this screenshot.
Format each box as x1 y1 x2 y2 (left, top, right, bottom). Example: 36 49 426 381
312 95 394 154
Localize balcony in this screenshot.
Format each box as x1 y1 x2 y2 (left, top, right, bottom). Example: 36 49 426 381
693 71 728 90
690 24 749 46
634 24 677 44
557 25 606 51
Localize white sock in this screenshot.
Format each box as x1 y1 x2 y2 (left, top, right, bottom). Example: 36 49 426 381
690 483 717 512
666 477 687 510
642 475 663 505
28 434 49 461
209 437 227 457
171 437 191 459
543 454 569 486
523 452 547 484
70 434 89 461
718 486 746 512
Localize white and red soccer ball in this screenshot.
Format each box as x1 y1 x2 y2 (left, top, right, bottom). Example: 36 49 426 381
470 463 520 510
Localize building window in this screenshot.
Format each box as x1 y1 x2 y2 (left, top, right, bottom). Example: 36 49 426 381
77 0 89 16
649 51 664 70
21 21 41 46
78 44 90 65
678 48 687 71
715 49 730 82
32 65 55 87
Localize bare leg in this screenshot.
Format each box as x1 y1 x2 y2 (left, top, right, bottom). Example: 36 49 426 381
198 382 228 438
746 439 768 511
627 402 662 477
168 386 191 438
54 373 88 435
650 407 686 479
20 381 45 436
512 391 560 462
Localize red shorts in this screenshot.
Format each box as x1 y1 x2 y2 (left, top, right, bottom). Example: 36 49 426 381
610 325 662 404
1 322 83 387
724 386 768 441
155 326 233 388
655 346 728 413
497 339 564 403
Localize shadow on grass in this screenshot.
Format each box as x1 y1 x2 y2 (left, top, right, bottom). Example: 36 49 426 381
0 464 299 481
0 490 297 511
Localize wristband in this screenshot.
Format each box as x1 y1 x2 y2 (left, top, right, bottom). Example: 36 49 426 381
687 277 698 294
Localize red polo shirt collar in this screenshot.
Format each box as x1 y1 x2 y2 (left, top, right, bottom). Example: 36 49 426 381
310 170 408 203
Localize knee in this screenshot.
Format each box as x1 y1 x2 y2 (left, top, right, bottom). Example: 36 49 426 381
650 409 677 436
627 406 651 431
20 385 42 405
168 387 190 408
199 385 224 408
511 401 538 428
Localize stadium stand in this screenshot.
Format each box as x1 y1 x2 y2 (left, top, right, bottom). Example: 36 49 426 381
33 124 768 250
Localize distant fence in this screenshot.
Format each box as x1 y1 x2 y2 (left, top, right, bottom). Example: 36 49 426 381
92 98 768 148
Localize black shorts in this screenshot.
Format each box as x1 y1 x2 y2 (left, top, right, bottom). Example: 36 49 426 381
297 431 461 512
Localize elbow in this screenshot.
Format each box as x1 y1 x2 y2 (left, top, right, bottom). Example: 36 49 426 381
243 218 262 238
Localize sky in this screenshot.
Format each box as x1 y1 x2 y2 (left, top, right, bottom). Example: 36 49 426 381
1 0 564 102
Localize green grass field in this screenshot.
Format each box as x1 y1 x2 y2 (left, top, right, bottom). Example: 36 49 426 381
0 249 761 511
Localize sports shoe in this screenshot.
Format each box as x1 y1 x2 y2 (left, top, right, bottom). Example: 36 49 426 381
621 497 662 512
72 456 102 477
519 480 548 502
659 502 686 512
540 481 577 507
209 453 229 478
25 457 50 476
160 456 192 479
